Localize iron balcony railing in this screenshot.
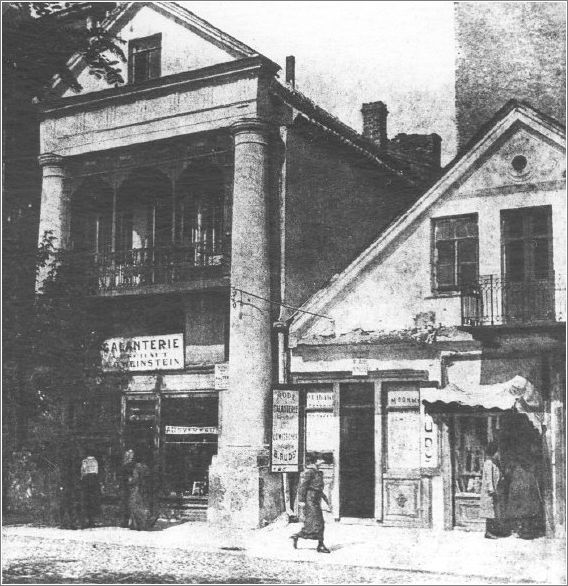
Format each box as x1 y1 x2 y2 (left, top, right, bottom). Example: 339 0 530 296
91 244 226 293
461 273 566 327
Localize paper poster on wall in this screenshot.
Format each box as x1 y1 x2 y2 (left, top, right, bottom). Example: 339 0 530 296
271 389 300 472
214 363 229 390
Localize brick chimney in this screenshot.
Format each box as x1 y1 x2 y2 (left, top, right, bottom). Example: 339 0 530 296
361 101 388 148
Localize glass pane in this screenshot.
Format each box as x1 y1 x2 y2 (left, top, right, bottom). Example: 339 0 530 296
502 211 523 238
437 264 455 288
530 207 551 236
464 217 478 237
532 239 551 279
504 241 525 281
148 49 160 79
458 238 477 263
134 53 149 83
387 410 420 469
459 262 477 286
434 219 452 240
436 241 455 265
454 218 469 238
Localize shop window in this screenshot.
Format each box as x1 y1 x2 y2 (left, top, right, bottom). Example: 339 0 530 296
305 386 335 464
453 414 499 495
384 383 421 471
129 34 161 84
432 215 478 292
123 397 157 465
161 395 218 497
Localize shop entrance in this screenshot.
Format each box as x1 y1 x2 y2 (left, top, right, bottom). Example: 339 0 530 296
339 383 374 518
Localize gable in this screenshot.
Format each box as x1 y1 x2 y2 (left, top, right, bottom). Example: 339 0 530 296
61 3 257 98
290 103 566 341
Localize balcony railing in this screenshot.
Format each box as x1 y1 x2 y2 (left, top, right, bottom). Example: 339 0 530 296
461 273 566 327
91 244 226 293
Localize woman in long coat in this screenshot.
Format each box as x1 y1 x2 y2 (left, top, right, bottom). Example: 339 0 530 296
506 456 543 539
128 456 152 531
480 441 508 539
291 453 331 553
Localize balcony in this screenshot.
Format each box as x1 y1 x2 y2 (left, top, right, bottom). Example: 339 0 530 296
461 273 566 330
90 244 228 294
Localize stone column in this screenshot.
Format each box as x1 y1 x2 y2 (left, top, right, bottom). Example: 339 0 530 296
208 119 283 529
36 153 69 291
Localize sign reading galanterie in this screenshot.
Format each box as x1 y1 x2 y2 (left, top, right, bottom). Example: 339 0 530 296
165 426 218 435
101 333 184 372
214 363 229 390
271 389 300 472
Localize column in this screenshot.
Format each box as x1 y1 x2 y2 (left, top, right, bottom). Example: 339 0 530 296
208 119 282 529
36 153 68 291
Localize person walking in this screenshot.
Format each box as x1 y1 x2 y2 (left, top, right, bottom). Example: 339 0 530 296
80 452 101 529
480 441 508 539
506 455 543 539
290 453 331 553
119 448 135 528
128 453 153 531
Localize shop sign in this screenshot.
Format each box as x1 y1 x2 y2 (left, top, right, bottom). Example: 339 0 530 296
214 363 229 390
165 426 218 435
306 390 334 410
421 412 438 468
388 389 420 409
352 358 369 376
101 333 184 372
271 389 300 472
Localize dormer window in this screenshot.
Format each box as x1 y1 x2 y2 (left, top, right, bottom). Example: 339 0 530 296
129 33 161 84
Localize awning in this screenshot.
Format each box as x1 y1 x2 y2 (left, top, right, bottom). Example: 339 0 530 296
422 375 544 431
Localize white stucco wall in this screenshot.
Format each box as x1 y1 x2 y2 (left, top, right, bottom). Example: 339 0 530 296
63 5 238 97
307 125 566 337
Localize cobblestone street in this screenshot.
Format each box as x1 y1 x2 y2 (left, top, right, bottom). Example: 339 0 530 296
1 530 554 585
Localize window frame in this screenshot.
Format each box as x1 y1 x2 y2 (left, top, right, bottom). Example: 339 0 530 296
431 213 479 294
128 33 162 84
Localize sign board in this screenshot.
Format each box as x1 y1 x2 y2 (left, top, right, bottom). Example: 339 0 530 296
306 411 336 452
165 426 218 435
214 363 229 390
271 389 300 472
387 388 420 409
306 390 334 410
352 358 369 376
101 334 184 372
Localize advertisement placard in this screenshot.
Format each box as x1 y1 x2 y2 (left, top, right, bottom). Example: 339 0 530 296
271 388 300 472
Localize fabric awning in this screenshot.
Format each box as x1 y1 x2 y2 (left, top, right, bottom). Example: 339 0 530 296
422 375 544 431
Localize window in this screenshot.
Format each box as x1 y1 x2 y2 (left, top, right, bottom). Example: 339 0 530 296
433 215 478 291
501 206 553 281
128 34 161 84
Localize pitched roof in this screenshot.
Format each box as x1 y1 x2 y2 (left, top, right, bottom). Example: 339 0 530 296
290 100 566 339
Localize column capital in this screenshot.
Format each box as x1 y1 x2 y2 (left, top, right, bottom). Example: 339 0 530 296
231 118 272 140
38 153 65 168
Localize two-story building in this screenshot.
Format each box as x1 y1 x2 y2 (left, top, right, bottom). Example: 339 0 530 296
35 2 437 527
289 101 566 537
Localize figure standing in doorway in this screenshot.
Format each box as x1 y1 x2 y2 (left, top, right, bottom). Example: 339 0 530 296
80 451 101 529
128 452 153 531
480 441 508 539
290 453 331 553
119 448 135 528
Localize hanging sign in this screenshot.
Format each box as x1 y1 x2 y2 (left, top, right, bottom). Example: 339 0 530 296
165 426 218 435
271 389 300 472
101 333 184 372
352 358 369 376
214 363 229 390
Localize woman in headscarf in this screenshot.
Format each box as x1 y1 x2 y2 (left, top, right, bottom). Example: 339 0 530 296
128 451 153 531
290 453 331 553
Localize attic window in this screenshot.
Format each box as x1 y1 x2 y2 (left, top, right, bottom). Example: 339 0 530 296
129 33 161 84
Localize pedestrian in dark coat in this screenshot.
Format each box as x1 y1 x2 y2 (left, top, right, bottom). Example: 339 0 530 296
128 454 153 531
80 453 101 528
506 456 543 539
291 453 331 553
480 441 509 539
119 449 135 528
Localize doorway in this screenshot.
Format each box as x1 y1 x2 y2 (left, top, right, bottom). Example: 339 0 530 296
339 383 375 518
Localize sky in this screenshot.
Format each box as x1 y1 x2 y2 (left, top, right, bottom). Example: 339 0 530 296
182 1 457 163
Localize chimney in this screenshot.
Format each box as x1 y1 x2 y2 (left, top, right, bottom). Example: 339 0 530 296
285 56 296 88
361 101 388 148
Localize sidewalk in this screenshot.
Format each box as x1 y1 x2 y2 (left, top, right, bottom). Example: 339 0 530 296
2 514 566 584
